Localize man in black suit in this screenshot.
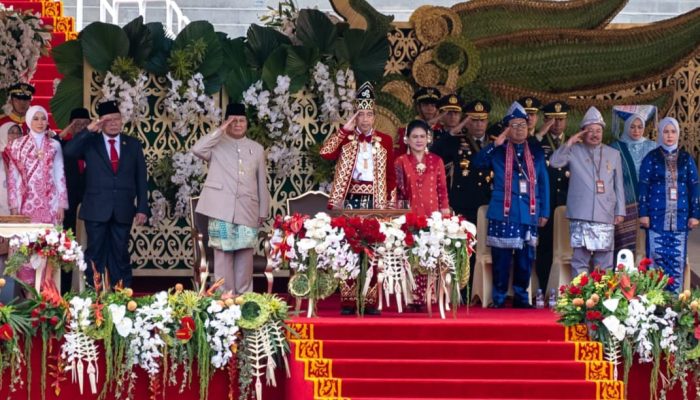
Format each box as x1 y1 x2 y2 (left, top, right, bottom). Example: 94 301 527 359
56 108 90 293
64 101 148 288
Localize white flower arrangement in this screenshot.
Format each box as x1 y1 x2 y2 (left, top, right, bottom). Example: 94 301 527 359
8 227 87 273
243 77 303 178
163 72 221 137
310 62 356 124
0 8 51 101
623 295 678 363
205 300 241 369
100 71 149 126
171 151 207 218
129 291 173 376
62 297 100 395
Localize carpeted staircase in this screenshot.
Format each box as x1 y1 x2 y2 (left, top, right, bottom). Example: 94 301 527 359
286 308 625 400
2 0 74 127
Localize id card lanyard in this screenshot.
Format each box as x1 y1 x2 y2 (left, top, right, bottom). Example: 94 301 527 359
664 151 679 201
588 146 605 194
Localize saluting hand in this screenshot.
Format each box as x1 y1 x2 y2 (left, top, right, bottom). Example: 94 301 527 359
343 111 359 132
428 111 447 127
494 127 510 147
535 118 555 140
219 116 236 131
565 130 586 147
86 117 104 132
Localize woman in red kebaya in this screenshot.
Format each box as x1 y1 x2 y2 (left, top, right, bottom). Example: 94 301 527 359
395 119 450 311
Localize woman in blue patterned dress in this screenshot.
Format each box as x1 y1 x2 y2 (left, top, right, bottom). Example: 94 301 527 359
638 117 700 291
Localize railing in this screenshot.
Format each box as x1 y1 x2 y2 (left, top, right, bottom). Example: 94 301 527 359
74 0 190 35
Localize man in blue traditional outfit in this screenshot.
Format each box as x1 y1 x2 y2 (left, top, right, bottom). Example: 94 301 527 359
549 107 626 276
473 103 550 309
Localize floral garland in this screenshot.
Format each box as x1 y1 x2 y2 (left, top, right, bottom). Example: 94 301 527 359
100 71 149 126
0 283 292 400
0 6 52 108
555 259 700 398
243 77 303 178
163 73 221 137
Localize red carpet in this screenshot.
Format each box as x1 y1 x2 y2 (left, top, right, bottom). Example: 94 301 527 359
285 298 624 400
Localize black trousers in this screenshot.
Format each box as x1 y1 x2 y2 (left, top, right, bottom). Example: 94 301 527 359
84 216 133 288
535 216 554 293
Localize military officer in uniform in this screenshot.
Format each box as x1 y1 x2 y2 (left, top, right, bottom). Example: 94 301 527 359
517 96 542 136
395 87 442 155
534 101 571 294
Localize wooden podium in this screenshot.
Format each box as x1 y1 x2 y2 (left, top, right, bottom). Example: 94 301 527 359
327 208 410 219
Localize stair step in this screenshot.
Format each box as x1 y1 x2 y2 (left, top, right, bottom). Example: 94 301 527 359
341 378 598 399
321 340 576 360
331 359 587 380
311 321 564 341
31 80 57 97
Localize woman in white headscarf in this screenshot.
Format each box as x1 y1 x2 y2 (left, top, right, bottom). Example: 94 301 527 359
5 105 68 224
638 117 700 292
609 113 658 254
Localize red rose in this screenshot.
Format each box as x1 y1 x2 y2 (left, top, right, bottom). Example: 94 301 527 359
639 258 653 270
694 325 700 340
667 277 675 287
49 316 59 326
31 308 40 318
404 232 414 247
586 311 603 321
579 275 589 286
415 215 428 230
590 324 598 331
617 264 625 271
590 269 603 283
569 286 581 295
0 323 13 341
559 285 567 294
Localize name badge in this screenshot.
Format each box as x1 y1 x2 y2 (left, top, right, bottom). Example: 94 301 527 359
519 179 528 194
669 187 678 201
596 180 605 194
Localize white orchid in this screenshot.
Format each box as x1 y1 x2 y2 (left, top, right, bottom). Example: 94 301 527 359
108 304 134 338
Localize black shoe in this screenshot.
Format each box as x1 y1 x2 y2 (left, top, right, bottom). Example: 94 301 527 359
408 304 426 313
514 302 535 309
365 307 381 316
340 306 355 315
487 302 504 309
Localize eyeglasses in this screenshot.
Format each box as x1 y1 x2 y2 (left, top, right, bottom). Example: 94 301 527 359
509 122 528 129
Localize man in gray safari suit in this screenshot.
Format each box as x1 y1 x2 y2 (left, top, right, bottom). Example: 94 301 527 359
549 106 625 276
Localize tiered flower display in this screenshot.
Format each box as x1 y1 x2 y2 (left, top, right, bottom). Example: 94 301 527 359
555 259 700 398
270 212 476 317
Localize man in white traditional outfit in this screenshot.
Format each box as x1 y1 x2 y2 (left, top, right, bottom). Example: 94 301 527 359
549 106 626 275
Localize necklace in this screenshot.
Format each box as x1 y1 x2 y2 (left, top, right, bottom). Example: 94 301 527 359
414 153 426 175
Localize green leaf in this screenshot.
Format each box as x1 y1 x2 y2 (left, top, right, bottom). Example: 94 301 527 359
224 67 259 103
295 9 337 53
335 29 389 84
220 35 247 66
50 76 84 129
122 17 153 66
203 73 223 95
286 45 319 92
246 24 291 68
51 40 83 78
144 22 173 75
79 21 130 73
173 21 223 78
261 46 289 90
